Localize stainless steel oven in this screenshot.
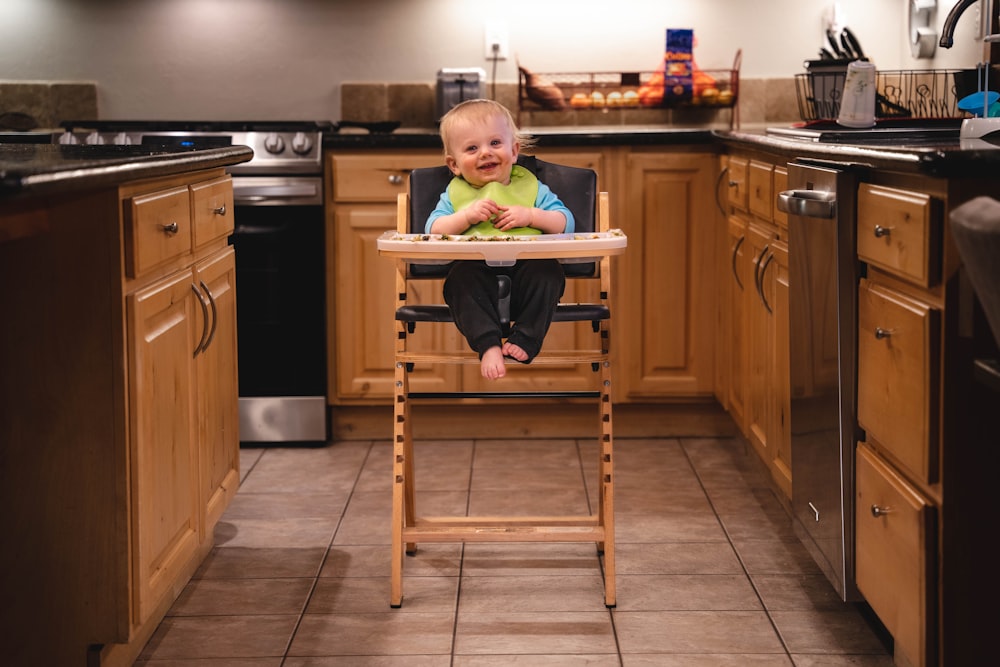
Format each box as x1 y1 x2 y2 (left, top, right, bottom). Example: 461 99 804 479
778 160 861 601
58 120 332 443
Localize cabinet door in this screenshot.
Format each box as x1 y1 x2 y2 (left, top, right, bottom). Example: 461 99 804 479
194 247 240 532
726 215 749 434
128 269 200 625
745 222 777 464
332 204 462 400
770 240 792 499
618 152 718 398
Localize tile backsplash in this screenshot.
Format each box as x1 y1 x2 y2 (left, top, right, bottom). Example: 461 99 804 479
0 81 98 129
341 78 799 129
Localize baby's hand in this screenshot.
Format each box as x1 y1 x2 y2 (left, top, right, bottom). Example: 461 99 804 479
464 199 500 227
492 205 534 231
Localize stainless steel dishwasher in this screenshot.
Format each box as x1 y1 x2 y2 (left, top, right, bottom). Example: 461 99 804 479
777 161 861 601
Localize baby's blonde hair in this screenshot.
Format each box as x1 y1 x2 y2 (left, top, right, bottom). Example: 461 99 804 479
439 99 536 157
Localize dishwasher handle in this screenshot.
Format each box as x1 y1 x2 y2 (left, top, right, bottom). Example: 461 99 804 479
777 189 837 219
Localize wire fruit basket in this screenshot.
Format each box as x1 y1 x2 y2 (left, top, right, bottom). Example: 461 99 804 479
796 67 962 121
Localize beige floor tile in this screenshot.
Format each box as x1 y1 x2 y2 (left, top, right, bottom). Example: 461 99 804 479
169 577 314 616
614 610 785 654
614 510 728 543
332 489 468 545
454 656 621 666
751 574 856 611
615 542 743 575
460 543 603 577
288 612 455 656
308 576 458 613
459 574 609 613
196 546 327 579
221 491 351 520
321 544 462 578
135 659 282 667
622 656 793 666
731 538 825 576
614 574 763 612
453 611 616 655
213 517 339 549
769 610 890 655
140 615 299 660
786 656 895 666
468 487 590 515
238 443 370 494
283 657 451 666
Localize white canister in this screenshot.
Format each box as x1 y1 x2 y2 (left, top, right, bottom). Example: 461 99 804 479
837 60 877 128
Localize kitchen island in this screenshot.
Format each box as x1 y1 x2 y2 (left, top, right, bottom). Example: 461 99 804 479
1 143 252 666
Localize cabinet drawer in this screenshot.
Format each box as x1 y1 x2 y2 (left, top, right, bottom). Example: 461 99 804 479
857 278 939 483
725 156 749 211
190 175 234 247
748 160 773 221
856 443 935 667
331 153 442 202
857 183 938 287
126 185 192 277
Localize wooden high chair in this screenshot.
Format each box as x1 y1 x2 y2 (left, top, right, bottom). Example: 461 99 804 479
378 155 623 608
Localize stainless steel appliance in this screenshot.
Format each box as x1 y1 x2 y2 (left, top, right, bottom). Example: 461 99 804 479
58 120 331 443
777 161 861 600
436 68 486 119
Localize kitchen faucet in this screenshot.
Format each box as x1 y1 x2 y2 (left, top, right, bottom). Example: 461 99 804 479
940 0 980 48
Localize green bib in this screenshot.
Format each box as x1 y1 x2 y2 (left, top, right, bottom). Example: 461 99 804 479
448 165 543 236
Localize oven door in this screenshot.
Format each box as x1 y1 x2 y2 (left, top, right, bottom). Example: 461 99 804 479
231 176 327 443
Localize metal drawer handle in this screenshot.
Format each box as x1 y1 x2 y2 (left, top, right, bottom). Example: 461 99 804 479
870 504 892 518
191 283 210 357
875 327 893 339
874 225 892 238
730 235 745 290
213 204 227 216
388 174 404 185
161 222 179 234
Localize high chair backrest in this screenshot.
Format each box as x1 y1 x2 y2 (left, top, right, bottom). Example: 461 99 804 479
406 155 598 278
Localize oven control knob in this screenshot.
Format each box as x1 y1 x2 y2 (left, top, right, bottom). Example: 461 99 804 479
290 131 313 155
263 133 286 154
113 132 132 146
85 131 105 145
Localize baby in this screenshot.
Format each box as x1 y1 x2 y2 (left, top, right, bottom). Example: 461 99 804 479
426 99 574 379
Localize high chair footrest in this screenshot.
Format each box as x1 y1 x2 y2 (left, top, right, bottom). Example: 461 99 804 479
396 303 609 323
408 391 601 400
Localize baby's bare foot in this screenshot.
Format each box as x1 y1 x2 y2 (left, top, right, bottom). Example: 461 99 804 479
502 341 529 362
481 346 506 379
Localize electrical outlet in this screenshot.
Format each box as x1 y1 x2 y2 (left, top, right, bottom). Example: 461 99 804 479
484 22 508 60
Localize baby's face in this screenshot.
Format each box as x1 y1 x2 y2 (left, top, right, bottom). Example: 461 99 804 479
445 114 519 188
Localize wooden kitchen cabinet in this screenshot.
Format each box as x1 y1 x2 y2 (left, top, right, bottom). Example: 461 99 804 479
616 149 719 399
0 167 240 666
720 154 792 498
123 173 241 631
327 147 720 404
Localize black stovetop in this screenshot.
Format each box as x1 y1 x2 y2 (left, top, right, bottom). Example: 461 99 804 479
58 120 337 133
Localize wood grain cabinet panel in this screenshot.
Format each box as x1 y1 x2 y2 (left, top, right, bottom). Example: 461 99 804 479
126 185 192 277
747 159 773 221
190 175 234 248
857 183 937 287
856 442 935 667
857 278 939 483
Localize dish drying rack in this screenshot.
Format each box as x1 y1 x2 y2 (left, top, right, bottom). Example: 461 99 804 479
795 68 963 121
518 50 741 128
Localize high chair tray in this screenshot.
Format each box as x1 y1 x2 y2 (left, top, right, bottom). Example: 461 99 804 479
377 230 627 266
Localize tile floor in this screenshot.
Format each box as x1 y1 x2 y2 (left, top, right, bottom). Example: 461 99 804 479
136 436 894 666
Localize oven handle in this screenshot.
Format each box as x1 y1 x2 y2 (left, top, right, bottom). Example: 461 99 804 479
232 176 323 206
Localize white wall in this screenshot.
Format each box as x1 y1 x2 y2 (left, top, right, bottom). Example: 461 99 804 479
0 0 988 120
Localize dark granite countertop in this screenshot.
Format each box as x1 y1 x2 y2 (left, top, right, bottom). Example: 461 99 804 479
322 126 718 151
0 143 254 199
323 123 1000 178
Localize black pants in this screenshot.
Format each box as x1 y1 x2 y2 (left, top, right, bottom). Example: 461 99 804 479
443 259 565 361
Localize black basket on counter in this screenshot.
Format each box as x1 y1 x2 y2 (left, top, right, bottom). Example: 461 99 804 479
796 65 962 121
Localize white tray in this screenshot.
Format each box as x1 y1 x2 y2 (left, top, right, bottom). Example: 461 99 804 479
377 230 628 266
